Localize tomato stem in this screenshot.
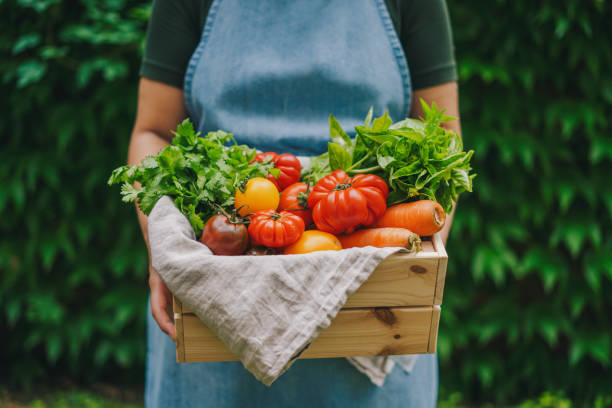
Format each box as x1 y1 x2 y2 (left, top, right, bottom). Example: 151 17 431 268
297 191 310 209
332 183 352 191
212 203 249 224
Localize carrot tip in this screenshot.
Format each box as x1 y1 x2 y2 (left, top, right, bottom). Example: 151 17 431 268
409 235 422 253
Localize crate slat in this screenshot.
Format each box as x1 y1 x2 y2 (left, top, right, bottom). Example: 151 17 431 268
179 306 434 362
344 251 438 308
180 240 443 314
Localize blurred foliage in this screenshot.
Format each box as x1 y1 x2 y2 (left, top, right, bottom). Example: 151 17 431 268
1 386 142 408
439 0 612 405
1 0 611 404
1 0 150 387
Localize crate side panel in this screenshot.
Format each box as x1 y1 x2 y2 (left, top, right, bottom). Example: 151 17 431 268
173 296 186 363
181 307 433 362
427 305 441 353
432 234 448 305
344 255 438 307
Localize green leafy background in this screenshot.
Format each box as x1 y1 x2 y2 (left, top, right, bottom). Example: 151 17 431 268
1 0 611 405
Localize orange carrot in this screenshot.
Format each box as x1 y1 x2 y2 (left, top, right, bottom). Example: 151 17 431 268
339 228 421 253
373 200 446 236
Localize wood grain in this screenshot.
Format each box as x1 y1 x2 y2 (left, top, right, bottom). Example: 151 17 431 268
432 233 448 305
173 297 185 363
344 252 438 308
180 307 434 362
427 305 441 353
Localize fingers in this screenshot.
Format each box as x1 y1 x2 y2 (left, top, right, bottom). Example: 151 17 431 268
149 269 177 342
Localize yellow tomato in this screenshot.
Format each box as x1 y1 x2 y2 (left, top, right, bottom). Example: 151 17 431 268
283 230 342 254
234 177 279 216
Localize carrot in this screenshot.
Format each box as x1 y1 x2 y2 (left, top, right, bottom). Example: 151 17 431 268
339 228 421 253
373 200 446 236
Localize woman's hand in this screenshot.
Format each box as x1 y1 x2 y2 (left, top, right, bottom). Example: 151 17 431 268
149 265 176 341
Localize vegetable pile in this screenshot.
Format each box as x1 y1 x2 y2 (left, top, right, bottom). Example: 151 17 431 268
305 100 475 213
108 101 475 255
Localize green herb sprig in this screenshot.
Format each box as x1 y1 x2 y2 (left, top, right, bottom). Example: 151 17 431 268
108 119 276 236
304 100 475 212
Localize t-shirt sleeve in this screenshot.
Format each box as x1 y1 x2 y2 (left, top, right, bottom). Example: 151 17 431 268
398 0 458 90
139 0 203 89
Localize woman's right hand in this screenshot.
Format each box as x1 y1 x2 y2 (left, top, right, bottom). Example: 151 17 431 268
149 265 177 341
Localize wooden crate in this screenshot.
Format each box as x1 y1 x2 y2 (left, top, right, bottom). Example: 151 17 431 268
173 233 447 363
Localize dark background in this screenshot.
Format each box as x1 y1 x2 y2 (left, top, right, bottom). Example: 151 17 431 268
2 0 611 405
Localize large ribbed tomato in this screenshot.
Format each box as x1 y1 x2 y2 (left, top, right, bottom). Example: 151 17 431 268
252 152 301 190
248 210 305 247
307 170 389 235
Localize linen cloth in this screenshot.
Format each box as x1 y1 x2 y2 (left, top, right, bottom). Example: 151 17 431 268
148 196 411 385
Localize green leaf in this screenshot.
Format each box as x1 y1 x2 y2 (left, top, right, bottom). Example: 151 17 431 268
39 45 69 59
138 191 162 214
352 134 371 164
371 110 392 132
376 141 395 169
363 106 374 128
142 156 158 169
13 33 41 54
46 333 62 364
329 115 351 148
328 142 351 171
451 168 473 192
390 117 425 130
6 299 21 327
16 60 46 88
17 0 60 12
120 183 139 202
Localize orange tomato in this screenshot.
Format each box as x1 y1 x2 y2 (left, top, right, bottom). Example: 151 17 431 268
283 230 342 254
234 177 279 217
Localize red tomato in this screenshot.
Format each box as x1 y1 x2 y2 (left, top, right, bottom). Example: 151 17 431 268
248 210 305 247
307 170 388 235
252 152 301 190
278 182 312 226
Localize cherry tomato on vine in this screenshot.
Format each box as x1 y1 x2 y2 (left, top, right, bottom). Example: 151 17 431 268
252 152 301 190
278 182 312 226
248 210 305 247
234 177 279 217
307 169 388 235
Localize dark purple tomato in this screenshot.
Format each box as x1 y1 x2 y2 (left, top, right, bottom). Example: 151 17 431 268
199 214 249 255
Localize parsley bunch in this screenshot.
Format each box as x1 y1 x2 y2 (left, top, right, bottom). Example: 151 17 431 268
108 119 276 236
304 100 475 213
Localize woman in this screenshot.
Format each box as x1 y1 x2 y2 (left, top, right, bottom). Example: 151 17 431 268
129 0 460 406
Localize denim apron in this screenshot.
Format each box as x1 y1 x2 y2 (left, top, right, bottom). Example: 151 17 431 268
145 0 437 406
